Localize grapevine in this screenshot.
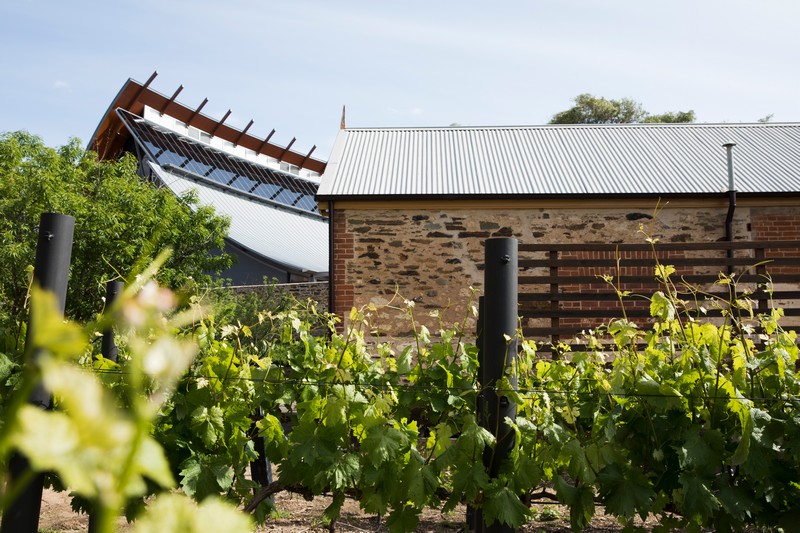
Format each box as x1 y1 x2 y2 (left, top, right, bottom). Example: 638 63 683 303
2 259 800 532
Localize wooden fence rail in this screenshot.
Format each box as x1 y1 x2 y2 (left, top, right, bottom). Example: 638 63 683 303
517 240 800 354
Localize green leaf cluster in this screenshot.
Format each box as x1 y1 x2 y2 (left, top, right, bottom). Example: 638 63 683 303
0 274 251 533
549 93 695 125
0 131 232 329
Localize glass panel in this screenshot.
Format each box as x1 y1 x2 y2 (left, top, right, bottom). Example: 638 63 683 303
184 159 212 176
280 162 300 175
206 167 236 185
230 176 257 192
295 195 318 211
157 150 189 167
273 189 301 206
251 183 281 199
143 140 160 155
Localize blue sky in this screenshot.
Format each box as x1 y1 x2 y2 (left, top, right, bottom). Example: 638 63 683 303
2 1 798 159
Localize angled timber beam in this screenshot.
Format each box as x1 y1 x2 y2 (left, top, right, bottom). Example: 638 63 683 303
210 110 231 136
258 129 276 153
98 71 158 159
132 71 158 103
186 98 209 127
299 145 317 168
278 138 296 162
234 120 254 145
159 85 184 114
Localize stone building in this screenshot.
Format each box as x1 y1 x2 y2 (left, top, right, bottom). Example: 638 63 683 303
316 123 800 336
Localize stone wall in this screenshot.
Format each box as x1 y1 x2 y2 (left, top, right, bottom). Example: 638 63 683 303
231 281 329 308
330 200 800 337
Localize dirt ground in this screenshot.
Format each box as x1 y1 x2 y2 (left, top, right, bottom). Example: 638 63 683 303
35 486 650 532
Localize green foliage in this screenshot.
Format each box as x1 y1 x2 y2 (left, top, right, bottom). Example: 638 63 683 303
508 263 800 531
146 262 800 532
549 93 695 124
3 240 800 532
0 259 251 533
201 280 302 355
151 296 487 528
642 110 697 123
0 131 232 329
131 493 253 533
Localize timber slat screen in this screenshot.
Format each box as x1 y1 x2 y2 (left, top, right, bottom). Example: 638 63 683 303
517 240 800 354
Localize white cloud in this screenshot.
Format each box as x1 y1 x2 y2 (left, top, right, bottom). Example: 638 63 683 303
53 80 70 90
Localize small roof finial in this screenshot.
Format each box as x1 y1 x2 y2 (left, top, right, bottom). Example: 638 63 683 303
340 105 346 130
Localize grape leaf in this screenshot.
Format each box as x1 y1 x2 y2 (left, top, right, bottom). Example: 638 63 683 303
554 475 595 531
678 473 720 523
650 291 676 321
397 346 413 375
363 425 406 466
597 463 655 520
444 461 490 512
386 504 420 533
322 452 360 490
400 452 438 508
482 483 530 528
564 438 595 483
190 405 225 448
179 454 234 499
459 415 495 455
323 491 346 525
256 413 289 462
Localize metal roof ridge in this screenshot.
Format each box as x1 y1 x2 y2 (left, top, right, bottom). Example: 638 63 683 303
340 122 800 132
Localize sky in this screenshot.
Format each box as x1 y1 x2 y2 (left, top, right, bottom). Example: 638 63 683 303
1 0 799 161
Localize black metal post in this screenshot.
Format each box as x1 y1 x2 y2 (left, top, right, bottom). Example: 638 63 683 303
476 238 519 533
100 281 124 362
1 213 75 533
250 407 273 489
249 406 274 512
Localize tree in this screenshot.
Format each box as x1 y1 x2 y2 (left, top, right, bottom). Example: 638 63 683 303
549 93 695 124
0 131 232 327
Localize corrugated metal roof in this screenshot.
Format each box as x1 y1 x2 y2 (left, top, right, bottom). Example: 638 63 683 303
317 123 800 198
150 163 328 274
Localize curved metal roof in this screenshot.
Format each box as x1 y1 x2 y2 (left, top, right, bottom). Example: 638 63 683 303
318 123 800 198
150 163 328 274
